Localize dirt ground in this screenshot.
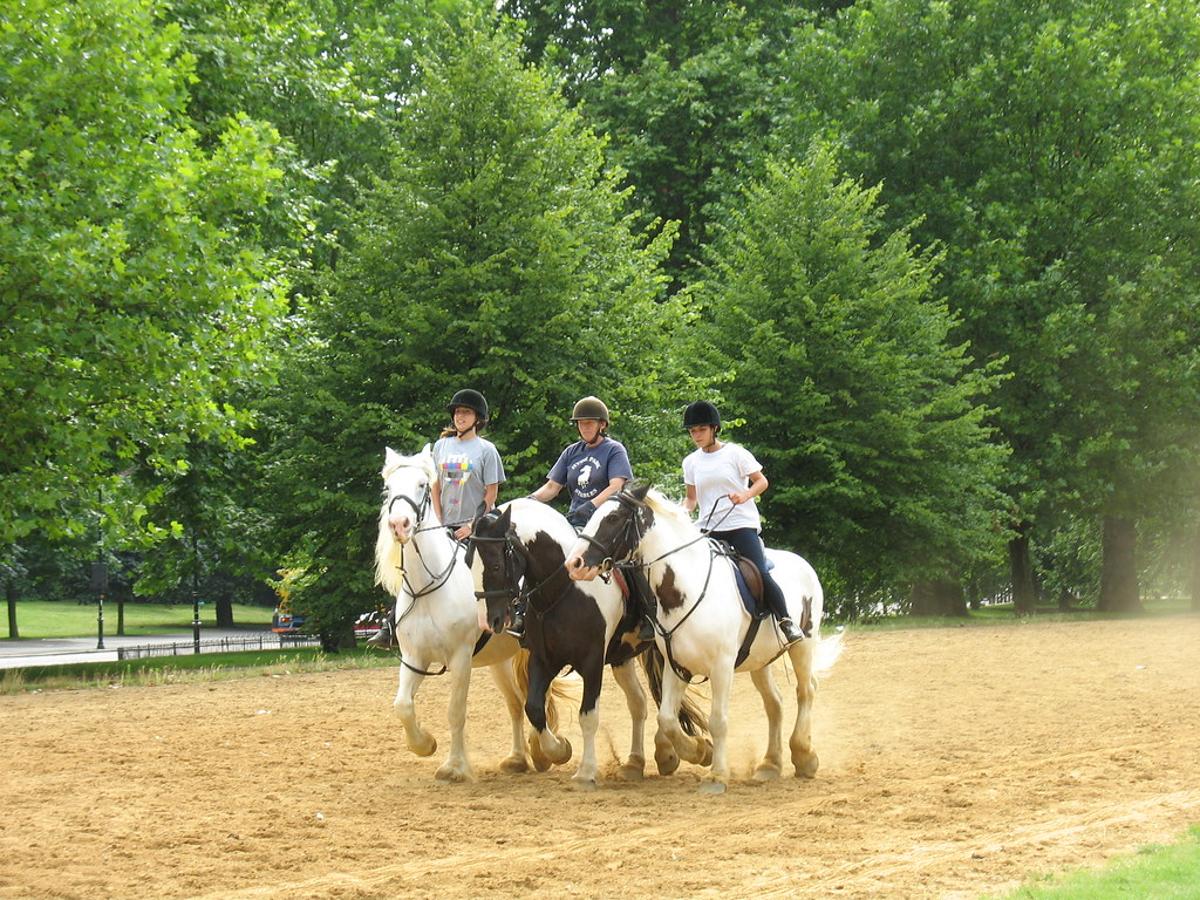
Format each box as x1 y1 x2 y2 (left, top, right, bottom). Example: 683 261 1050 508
1 615 1198 899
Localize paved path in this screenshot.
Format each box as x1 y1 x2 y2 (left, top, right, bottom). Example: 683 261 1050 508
0 629 291 670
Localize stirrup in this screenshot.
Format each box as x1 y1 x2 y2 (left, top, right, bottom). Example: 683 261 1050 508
365 625 393 649
505 611 525 639
778 617 803 644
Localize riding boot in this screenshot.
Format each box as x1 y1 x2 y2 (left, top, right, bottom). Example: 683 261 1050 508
777 616 804 644
366 613 395 649
637 590 657 642
505 598 526 639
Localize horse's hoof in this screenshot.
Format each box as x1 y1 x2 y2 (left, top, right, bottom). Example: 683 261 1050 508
655 748 680 776
753 764 781 783
529 737 552 773
498 755 529 774
696 738 714 768
408 735 437 758
698 777 726 795
617 755 645 782
793 750 819 779
434 763 472 783
571 773 599 791
549 738 572 767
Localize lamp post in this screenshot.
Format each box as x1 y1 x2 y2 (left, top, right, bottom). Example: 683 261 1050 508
191 570 201 655
91 561 108 650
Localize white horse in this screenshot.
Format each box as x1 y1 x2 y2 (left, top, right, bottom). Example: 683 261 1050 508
375 445 533 782
565 484 843 794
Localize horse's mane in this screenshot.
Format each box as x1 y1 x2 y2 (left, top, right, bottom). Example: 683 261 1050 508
642 487 698 535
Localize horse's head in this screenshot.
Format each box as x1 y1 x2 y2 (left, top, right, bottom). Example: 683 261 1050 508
565 483 653 581
467 506 526 634
374 446 438 596
380 445 438 544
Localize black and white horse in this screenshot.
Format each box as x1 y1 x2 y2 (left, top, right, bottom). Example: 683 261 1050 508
565 485 842 794
471 499 708 788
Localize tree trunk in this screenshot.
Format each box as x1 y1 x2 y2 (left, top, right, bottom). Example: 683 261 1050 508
1098 515 1142 612
1009 525 1036 615
5 577 17 640
117 595 126 636
1191 526 1200 613
216 591 234 628
911 580 967 616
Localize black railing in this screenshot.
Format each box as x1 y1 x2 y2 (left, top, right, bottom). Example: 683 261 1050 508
116 634 321 660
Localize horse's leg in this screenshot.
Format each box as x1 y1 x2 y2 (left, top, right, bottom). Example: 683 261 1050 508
698 662 732 795
656 666 713 771
488 659 529 774
434 647 475 783
750 665 784 781
611 659 647 781
526 656 572 768
787 639 820 778
393 664 437 758
571 656 606 790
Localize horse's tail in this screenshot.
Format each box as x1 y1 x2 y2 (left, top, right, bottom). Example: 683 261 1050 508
511 648 566 733
811 627 845 677
640 646 710 737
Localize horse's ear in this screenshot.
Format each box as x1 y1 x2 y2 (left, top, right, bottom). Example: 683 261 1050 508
630 482 651 502
383 446 401 474
420 442 432 458
498 505 512 530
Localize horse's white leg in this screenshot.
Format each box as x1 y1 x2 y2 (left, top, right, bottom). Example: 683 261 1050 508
434 648 475 783
698 662 732 795
393 664 437 758
787 639 820 778
611 660 647 781
750 665 784 781
489 660 529 774
657 666 712 770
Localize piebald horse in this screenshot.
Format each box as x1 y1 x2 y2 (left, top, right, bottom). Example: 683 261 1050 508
375 446 536 782
565 484 842 794
470 500 709 788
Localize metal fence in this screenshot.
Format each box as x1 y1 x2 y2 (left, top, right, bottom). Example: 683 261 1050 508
116 634 322 660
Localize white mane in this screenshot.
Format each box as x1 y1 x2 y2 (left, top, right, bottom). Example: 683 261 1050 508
642 487 697 536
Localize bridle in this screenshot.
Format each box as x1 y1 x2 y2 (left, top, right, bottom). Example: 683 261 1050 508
467 511 569 616
574 490 652 579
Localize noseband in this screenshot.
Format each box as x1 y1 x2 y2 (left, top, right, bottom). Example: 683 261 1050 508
577 490 649 576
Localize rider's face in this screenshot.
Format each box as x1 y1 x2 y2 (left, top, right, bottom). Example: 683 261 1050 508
688 425 717 448
576 419 603 445
452 406 478 432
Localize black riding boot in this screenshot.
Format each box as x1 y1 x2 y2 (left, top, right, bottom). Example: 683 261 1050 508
776 616 803 644
764 580 803 644
637 590 658 642
506 598 526 639
366 612 395 649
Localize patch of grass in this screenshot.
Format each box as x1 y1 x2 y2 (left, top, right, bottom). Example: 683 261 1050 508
2 599 273 639
0 646 398 694
1002 824 1200 898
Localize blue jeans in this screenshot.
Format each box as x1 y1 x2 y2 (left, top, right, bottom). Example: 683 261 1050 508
708 528 789 621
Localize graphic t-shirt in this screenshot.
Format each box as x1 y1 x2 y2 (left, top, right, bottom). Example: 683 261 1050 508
682 442 763 532
432 435 506 526
547 437 633 513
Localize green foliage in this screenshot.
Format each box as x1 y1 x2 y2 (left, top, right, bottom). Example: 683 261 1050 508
777 0 1200 540
0 0 297 544
267 14 690 636
692 144 1009 597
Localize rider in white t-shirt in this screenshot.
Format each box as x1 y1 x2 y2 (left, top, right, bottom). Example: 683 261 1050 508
680 401 803 645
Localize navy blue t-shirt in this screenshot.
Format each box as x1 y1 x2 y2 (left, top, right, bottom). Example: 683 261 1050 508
548 438 633 513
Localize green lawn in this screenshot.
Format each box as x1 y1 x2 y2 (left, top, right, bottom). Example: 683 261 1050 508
1003 825 1200 898
840 595 1194 632
2 598 274 639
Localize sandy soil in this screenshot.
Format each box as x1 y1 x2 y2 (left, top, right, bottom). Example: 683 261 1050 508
1 615 1198 899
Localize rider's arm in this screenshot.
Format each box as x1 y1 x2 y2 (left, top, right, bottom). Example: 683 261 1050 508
683 483 698 514
483 481 499 512
431 478 444 521
730 470 768 505
529 479 563 502
589 476 627 509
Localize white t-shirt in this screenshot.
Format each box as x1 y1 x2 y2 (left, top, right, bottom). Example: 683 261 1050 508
682 442 763 533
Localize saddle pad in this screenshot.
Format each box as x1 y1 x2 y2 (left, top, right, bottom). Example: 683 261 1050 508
732 563 767 618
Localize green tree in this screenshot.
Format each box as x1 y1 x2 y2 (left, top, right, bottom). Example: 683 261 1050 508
775 0 1200 612
691 145 1008 610
266 15 686 642
0 0 296 548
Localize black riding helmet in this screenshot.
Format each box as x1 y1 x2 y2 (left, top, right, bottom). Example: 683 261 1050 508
683 400 721 432
447 388 489 424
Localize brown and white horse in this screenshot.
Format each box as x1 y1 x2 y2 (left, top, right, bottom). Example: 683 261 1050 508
565 484 843 794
